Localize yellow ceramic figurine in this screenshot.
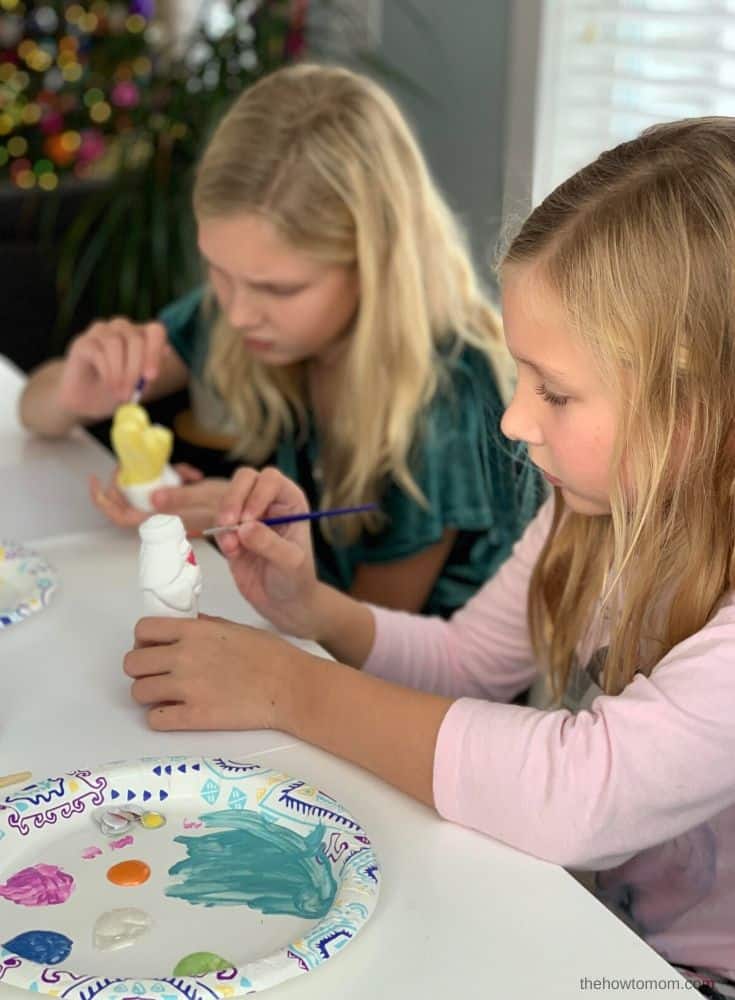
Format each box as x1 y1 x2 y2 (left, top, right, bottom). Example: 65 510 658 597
110 404 181 511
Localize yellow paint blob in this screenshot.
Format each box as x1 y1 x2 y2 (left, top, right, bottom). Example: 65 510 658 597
140 811 165 830
107 859 151 887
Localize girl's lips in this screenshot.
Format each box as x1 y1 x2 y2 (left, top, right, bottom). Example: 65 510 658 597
243 337 275 352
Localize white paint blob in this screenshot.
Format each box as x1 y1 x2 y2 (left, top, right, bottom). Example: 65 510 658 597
93 908 153 951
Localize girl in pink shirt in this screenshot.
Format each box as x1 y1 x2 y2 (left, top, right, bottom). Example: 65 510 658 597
125 117 735 995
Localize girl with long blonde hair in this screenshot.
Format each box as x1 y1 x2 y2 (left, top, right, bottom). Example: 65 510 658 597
20 63 539 616
130 117 735 992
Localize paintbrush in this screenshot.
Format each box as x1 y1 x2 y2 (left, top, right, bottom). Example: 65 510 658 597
0 770 32 790
202 503 378 537
130 376 146 405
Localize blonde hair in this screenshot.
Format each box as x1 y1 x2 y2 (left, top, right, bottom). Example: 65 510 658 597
193 63 506 541
500 117 735 698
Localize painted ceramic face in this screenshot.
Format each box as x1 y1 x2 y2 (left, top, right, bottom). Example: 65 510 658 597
198 213 359 367
500 267 619 516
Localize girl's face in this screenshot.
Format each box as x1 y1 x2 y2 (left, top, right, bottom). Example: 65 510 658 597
500 267 618 515
198 213 359 366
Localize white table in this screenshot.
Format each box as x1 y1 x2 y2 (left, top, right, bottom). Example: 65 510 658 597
0 355 689 998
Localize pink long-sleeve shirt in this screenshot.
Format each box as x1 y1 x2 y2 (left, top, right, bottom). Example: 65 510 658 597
364 499 735 988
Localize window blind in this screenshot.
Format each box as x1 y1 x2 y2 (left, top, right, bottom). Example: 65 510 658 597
535 1 735 201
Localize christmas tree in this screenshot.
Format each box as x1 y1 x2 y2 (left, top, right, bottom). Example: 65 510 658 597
0 1 306 330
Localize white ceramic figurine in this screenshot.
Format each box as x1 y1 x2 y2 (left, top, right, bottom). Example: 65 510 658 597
138 515 202 618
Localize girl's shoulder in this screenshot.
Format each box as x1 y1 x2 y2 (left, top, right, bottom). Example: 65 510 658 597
157 287 208 372
158 286 206 329
431 338 505 417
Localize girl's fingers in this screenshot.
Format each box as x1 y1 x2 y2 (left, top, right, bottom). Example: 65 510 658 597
152 479 223 512
148 703 193 731
76 336 114 392
130 674 182 707
219 466 307 528
242 466 308 520
107 318 145 400
227 519 305 572
120 330 145 402
217 466 261 526
97 331 127 400
173 463 205 483
89 473 146 527
141 322 168 381
216 529 240 558
132 615 188 650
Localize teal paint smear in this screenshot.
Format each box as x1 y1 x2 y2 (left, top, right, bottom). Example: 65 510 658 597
166 810 337 919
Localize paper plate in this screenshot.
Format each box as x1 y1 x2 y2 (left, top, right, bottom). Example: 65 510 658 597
0 539 58 629
0 756 380 998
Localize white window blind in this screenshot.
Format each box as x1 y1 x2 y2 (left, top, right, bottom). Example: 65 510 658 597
534 1 735 203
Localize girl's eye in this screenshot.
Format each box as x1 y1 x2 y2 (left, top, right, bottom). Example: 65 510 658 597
263 285 305 297
535 383 569 407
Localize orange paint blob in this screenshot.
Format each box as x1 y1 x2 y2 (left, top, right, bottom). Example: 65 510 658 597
106 859 151 887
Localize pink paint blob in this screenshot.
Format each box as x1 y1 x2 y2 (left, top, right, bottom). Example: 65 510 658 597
110 835 134 850
82 846 103 860
0 864 74 906
183 819 203 830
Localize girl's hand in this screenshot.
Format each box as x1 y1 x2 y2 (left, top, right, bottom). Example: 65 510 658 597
58 318 169 419
214 467 322 638
124 614 310 732
90 465 225 532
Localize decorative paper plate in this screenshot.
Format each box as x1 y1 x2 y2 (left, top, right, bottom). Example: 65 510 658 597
0 756 380 998
0 539 58 629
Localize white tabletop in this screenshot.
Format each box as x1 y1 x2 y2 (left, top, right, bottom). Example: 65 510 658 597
0 355 687 998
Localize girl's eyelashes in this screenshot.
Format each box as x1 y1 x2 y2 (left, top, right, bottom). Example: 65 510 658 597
535 383 569 407
262 284 306 297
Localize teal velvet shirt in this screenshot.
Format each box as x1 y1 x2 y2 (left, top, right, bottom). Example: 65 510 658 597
160 288 544 617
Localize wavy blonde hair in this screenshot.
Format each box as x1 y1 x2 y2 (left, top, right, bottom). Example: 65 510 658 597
193 63 506 541
500 117 735 698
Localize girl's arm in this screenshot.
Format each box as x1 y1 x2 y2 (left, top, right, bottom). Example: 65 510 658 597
213 467 549 697
19 322 188 437
126 594 735 872
126 613 453 807
347 529 457 612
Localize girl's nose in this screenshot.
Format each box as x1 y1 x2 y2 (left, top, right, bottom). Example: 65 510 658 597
500 389 544 447
227 285 264 329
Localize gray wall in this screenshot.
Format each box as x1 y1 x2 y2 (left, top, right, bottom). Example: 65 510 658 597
377 1 511 277
310 1 513 282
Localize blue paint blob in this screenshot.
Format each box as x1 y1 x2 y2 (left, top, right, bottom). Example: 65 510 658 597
166 809 337 918
3 930 72 964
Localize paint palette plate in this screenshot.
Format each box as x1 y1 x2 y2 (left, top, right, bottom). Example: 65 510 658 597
0 539 58 630
0 756 380 998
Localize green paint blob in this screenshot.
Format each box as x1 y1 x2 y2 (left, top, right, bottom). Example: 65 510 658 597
166 809 337 919
173 951 232 976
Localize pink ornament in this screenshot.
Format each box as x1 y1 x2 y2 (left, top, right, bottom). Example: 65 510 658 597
111 81 140 109
0 863 75 906
40 111 64 136
78 129 106 165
